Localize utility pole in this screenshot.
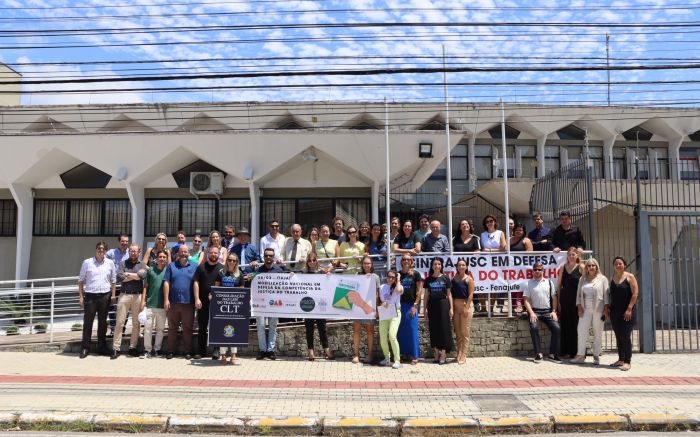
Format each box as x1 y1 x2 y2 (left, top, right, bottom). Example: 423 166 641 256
606 33 611 106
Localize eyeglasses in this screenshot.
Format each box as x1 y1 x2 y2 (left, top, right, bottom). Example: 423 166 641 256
347 230 357 234
486 219 495 223
533 268 544 271
270 224 279 228
194 240 202 244
308 259 318 263
156 238 166 241
264 254 274 257
227 259 238 263
96 247 106 251
387 275 396 280
587 265 597 268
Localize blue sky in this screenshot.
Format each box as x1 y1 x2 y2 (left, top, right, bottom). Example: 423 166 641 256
1 0 699 106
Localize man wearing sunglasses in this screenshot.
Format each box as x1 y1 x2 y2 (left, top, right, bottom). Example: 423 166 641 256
254 247 285 360
193 246 224 360
523 262 561 363
259 219 286 263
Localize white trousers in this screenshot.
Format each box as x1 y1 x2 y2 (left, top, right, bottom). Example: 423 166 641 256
577 302 604 357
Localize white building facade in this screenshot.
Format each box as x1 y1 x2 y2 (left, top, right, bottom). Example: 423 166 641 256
0 101 699 280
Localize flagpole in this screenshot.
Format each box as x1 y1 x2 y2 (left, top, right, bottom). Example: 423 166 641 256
501 98 512 317
385 98 392 269
443 45 454 254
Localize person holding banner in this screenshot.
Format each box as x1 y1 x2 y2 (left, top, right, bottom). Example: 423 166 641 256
571 258 609 366
255 248 285 360
523 262 561 363
214 253 245 365
424 257 454 365
481 215 507 314
351 255 380 364
509 223 533 314
453 219 484 313
557 247 583 359
339 226 365 275
304 253 334 362
397 254 423 365
451 259 475 365
378 270 403 369
316 225 340 273
393 219 421 255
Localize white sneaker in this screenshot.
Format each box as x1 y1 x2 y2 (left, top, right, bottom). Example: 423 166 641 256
379 359 390 367
392 362 401 369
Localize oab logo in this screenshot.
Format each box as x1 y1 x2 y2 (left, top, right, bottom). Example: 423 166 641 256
223 325 235 338
299 296 316 312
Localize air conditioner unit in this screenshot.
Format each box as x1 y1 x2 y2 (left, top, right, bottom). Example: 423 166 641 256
190 172 224 197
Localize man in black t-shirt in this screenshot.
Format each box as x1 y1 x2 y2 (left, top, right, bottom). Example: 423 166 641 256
552 211 586 252
193 246 223 359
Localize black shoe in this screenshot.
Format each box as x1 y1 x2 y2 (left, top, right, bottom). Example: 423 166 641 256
166 353 174 360
153 350 162 358
79 348 89 359
547 354 562 363
256 351 266 360
534 353 543 363
184 353 193 360
193 354 202 360
268 352 277 361
110 350 119 360
211 350 220 360
128 348 139 357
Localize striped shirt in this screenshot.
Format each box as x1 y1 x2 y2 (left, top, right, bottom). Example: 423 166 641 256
78 257 117 294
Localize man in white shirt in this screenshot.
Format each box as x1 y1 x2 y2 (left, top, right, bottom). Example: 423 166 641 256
523 262 561 363
282 224 312 272
259 218 286 262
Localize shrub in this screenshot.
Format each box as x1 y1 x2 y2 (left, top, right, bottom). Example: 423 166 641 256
33 323 48 333
3 325 19 335
71 323 82 331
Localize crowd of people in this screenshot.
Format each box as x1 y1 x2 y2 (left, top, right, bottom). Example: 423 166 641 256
76 212 638 371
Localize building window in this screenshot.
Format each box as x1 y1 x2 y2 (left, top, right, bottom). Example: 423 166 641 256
474 144 493 181
612 148 627 179
261 198 370 236
544 146 560 175
145 199 251 237
520 145 537 178
182 199 216 235
68 200 102 235
104 200 132 235
34 200 68 235
336 199 370 229
0 200 17 237
219 200 252 233
33 199 131 236
622 126 653 141
60 163 111 189
680 147 700 180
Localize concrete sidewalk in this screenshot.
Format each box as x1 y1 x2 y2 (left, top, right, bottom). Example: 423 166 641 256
0 351 698 434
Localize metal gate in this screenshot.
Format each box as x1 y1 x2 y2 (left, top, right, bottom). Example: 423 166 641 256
639 211 700 353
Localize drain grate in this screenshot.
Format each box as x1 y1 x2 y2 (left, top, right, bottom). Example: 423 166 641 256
471 394 530 411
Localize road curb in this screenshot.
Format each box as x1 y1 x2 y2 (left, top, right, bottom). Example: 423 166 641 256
554 414 628 433
402 418 479 435
3 412 699 434
323 417 398 436
478 416 552 434
168 415 245 434
246 417 319 435
628 413 698 431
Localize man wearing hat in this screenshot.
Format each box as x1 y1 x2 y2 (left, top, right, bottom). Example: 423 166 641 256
230 227 259 274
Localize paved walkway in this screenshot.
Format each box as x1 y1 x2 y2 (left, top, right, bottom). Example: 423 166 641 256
0 351 699 422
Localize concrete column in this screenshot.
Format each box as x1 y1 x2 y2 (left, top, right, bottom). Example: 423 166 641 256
668 136 683 181
9 183 32 280
371 180 379 223
467 135 476 192
536 135 546 178
248 181 260 245
125 182 145 247
603 135 617 179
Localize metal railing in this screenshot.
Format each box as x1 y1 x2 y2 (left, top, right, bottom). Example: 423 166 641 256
0 276 81 343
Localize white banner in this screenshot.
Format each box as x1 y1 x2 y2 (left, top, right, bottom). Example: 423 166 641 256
251 273 376 319
399 252 567 294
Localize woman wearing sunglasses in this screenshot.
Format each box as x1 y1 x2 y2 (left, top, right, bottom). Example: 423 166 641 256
304 253 334 361
378 270 403 369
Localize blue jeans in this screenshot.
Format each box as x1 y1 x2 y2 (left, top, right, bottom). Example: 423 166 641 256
256 316 279 352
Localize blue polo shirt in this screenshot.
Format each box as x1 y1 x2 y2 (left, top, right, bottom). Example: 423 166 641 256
164 260 197 304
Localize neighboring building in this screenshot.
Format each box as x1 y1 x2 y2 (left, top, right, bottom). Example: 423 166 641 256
0 101 699 280
0 63 20 106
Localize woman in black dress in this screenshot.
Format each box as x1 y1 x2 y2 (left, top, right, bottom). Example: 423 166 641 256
556 247 583 359
423 257 454 364
303 253 334 361
610 256 639 371
453 219 484 313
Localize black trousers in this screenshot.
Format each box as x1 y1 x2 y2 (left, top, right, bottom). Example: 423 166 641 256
197 302 211 356
611 311 635 364
305 319 329 349
528 308 561 355
82 292 111 351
